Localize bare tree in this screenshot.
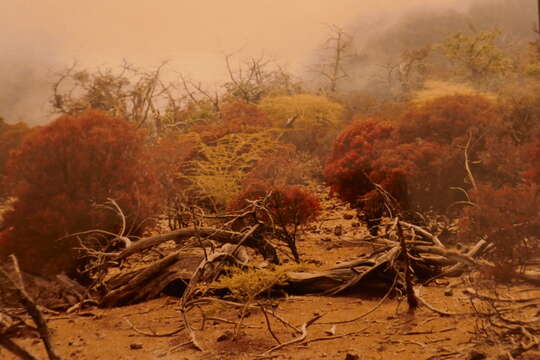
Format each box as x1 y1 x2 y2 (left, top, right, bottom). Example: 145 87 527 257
51 61 169 135
537 0 540 35
179 74 221 113
312 25 354 94
371 46 430 99
223 54 301 103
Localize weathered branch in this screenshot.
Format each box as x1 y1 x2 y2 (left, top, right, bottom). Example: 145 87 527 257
397 220 418 312
400 221 445 248
0 336 38 360
260 313 324 356
115 227 277 263
0 256 61 360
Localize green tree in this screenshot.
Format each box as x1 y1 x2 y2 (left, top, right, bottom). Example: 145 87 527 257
436 29 513 83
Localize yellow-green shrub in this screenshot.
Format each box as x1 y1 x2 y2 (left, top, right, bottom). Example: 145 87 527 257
185 130 291 210
259 94 344 155
211 263 313 301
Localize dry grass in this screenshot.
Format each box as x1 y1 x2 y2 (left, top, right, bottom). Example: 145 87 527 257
412 80 497 104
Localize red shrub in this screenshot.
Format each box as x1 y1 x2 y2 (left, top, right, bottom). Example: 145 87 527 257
0 119 31 197
0 110 161 277
151 132 200 228
478 134 530 187
525 141 540 184
232 183 320 226
324 118 397 208
459 183 540 280
231 182 320 262
397 95 499 144
189 102 271 145
266 185 321 227
326 96 506 216
243 156 308 188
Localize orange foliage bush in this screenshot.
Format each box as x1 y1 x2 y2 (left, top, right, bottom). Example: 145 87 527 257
189 101 271 145
0 119 31 197
231 182 320 262
243 156 309 188
324 118 396 207
327 93 540 276
0 110 161 277
525 141 540 184
458 183 540 281
233 183 320 226
398 95 499 144
325 95 506 233
151 132 200 228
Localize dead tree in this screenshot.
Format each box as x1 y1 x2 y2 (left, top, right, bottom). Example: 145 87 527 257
312 25 353 94
224 54 300 103
537 0 540 36
51 61 169 135
0 256 60 360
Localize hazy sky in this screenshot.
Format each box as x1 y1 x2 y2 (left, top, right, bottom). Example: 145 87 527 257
3 1 459 74
0 0 489 124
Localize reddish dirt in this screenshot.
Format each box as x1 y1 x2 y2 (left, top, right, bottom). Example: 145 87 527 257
2 186 540 360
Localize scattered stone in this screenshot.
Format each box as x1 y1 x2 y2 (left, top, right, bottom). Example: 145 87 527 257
344 353 360 360
467 350 487 360
334 225 343 236
321 237 332 242
343 213 354 220
130 343 143 350
351 222 360 228
216 330 234 342
444 288 453 296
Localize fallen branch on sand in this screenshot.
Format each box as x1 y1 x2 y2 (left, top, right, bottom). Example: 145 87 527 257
0 255 61 360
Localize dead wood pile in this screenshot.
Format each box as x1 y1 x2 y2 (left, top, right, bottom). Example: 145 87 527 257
94 217 492 307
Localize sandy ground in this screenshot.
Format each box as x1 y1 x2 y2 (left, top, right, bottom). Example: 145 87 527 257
3 187 540 360
5 285 540 360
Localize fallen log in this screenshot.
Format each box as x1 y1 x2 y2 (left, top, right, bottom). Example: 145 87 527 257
324 246 402 296
100 251 195 307
443 239 487 276
115 227 278 264
95 231 512 308
100 243 251 308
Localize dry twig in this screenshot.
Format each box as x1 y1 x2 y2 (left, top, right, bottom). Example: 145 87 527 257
0 255 61 360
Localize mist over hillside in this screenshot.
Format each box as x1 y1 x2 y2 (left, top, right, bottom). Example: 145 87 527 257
0 0 537 125
311 0 538 92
